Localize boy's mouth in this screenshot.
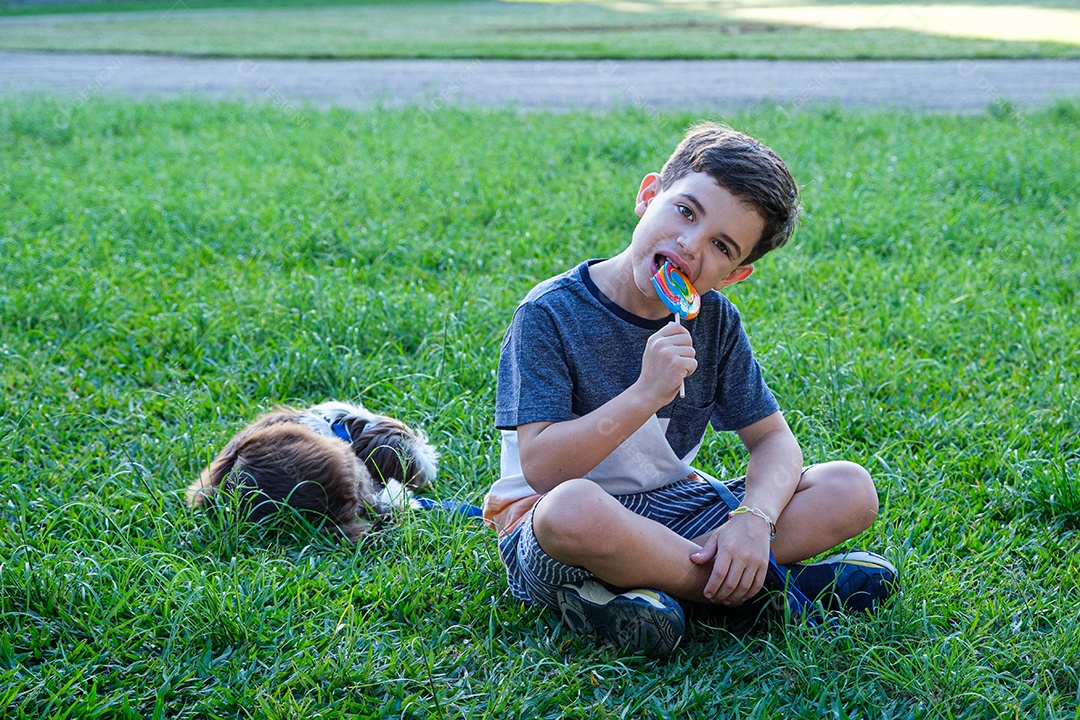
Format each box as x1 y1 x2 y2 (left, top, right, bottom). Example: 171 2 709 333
652 254 668 275
652 253 680 276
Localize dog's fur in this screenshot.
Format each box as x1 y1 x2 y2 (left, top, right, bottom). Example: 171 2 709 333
186 401 438 543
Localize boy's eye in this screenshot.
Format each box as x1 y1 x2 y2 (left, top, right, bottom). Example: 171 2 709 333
677 204 694 220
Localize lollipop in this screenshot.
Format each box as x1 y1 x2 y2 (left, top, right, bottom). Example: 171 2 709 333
651 261 699 398
651 261 700 320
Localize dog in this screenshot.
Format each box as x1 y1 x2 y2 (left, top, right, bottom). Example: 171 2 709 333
186 401 438 543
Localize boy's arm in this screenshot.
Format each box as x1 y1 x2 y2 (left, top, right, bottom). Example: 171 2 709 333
517 322 695 494
691 410 803 603
736 410 803 535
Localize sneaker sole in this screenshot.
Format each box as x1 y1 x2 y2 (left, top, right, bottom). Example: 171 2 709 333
556 582 684 656
799 550 897 575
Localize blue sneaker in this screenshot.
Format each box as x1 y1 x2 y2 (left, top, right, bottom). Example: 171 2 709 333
786 551 897 613
556 580 685 655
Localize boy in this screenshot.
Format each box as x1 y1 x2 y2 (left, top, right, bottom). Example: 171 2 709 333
483 123 896 655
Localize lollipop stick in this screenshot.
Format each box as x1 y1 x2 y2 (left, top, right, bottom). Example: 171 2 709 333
652 261 696 401
675 314 685 398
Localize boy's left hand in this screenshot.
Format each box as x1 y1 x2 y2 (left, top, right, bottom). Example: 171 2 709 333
690 514 773 605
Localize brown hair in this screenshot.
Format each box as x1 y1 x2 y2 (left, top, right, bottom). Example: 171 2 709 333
659 122 799 264
188 420 373 543
339 414 432 491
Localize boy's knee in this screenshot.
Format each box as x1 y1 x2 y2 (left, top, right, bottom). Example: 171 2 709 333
532 478 616 557
805 461 878 534
830 460 879 530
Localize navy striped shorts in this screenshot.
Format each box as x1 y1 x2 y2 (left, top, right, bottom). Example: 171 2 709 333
497 475 746 609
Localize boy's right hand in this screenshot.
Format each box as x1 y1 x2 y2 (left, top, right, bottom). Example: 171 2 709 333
634 322 696 406
519 322 694 492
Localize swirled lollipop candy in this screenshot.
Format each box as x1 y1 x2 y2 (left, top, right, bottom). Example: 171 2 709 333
651 261 700 320
651 261 699 397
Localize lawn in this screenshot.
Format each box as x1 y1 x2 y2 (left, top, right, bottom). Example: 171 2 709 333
1 96 1079 717
1 0 1079 59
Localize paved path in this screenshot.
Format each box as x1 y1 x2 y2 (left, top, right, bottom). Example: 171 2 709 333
3 51 1080 113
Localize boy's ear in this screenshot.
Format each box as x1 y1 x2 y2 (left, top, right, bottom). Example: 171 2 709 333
635 172 661 217
713 265 754 290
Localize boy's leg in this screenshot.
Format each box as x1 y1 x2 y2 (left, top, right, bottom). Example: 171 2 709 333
532 478 721 604
534 461 881 604
526 465 892 651
734 461 894 613
766 461 880 566
501 489 689 655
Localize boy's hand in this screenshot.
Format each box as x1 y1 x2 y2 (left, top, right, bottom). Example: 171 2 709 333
689 514 772 605
634 322 696 405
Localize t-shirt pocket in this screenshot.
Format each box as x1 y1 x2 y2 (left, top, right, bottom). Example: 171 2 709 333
663 399 714 462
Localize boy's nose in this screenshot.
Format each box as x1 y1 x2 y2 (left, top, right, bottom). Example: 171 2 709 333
677 231 706 258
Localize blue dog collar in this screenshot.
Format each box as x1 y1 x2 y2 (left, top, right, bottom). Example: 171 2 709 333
330 420 352 443
413 497 484 518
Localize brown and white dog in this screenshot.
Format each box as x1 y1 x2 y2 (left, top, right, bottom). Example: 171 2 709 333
186 401 438 543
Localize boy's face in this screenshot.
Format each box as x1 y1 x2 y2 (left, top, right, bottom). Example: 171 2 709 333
628 171 764 314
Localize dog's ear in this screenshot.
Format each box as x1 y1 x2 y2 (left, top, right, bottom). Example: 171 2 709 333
220 424 374 543
351 423 408 488
351 419 438 490
400 428 438 489
341 415 370 441
187 409 307 509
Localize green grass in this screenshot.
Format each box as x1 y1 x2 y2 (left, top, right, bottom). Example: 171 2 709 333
2 96 1079 717
0 0 459 11
1 0 1079 59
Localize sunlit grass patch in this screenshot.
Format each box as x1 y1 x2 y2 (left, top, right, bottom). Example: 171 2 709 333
1 0 1078 58
726 3 1080 45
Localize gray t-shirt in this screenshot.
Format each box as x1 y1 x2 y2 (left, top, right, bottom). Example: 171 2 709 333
484 260 778 533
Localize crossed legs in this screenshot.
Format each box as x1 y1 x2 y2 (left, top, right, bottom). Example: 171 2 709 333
531 461 880 606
